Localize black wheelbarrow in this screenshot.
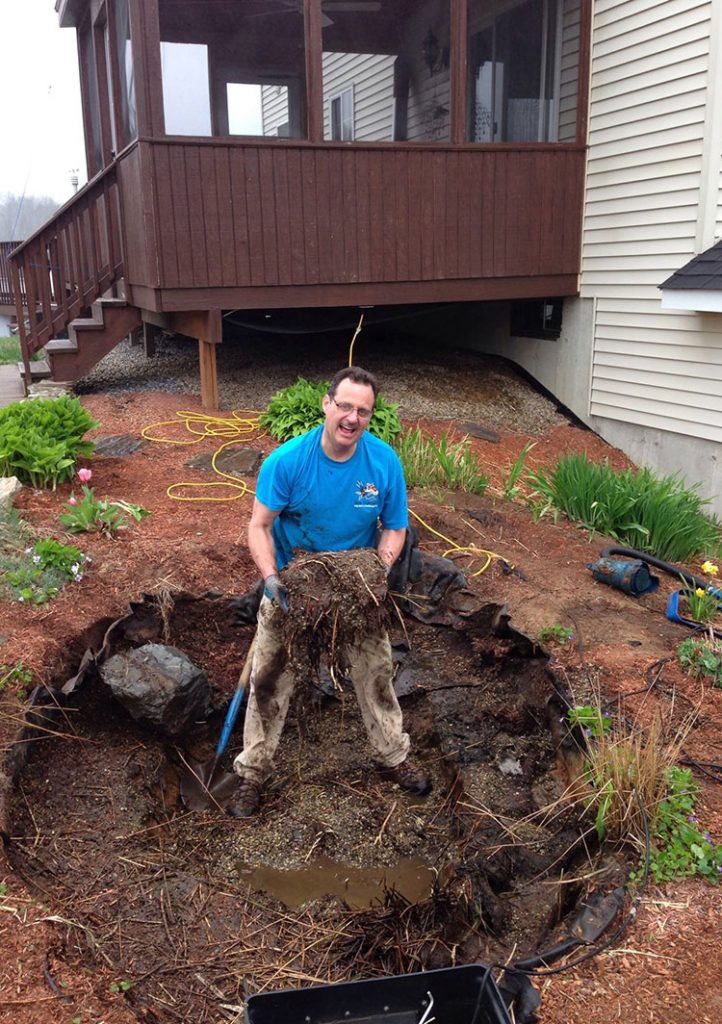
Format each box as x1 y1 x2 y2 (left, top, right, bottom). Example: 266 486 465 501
245 964 512 1024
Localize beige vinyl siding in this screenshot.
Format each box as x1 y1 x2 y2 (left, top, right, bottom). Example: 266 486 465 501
322 52 395 141
558 0 581 141
261 87 290 136
581 0 722 440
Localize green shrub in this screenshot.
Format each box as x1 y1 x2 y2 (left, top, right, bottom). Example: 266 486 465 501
527 454 722 561
0 661 34 699
0 395 98 489
260 377 402 444
394 428 488 496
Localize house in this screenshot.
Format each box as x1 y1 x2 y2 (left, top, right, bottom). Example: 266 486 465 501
472 0 722 516
10 1 719 515
9 0 589 410
0 241 24 336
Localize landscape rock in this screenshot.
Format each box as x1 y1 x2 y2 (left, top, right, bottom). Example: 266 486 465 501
0 477 23 508
99 643 210 735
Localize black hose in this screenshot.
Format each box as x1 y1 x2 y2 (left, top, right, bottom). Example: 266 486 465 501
599 546 711 591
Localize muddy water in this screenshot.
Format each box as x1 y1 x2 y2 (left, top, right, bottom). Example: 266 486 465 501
240 854 436 909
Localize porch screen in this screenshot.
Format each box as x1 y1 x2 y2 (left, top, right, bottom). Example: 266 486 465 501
466 0 580 143
321 0 451 142
158 0 307 139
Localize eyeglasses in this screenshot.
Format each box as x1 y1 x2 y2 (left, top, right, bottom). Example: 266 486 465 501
331 397 373 420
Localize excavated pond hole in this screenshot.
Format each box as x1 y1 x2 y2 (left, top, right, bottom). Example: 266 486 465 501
6 594 612 1022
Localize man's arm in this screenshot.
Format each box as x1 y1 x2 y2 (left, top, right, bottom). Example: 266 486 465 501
377 526 407 571
248 498 281 581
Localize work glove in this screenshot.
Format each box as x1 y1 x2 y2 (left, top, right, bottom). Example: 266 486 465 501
263 573 289 613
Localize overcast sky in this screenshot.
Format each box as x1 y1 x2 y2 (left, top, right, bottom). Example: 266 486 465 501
2 1 87 204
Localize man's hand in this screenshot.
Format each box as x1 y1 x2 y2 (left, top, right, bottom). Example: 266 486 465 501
263 573 289 612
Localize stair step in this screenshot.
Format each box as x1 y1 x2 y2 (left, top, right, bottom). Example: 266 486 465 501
18 359 52 380
46 339 79 354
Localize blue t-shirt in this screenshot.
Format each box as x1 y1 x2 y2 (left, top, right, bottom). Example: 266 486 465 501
256 425 408 570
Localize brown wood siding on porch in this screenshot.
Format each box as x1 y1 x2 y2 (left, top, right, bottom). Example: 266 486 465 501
141 141 584 297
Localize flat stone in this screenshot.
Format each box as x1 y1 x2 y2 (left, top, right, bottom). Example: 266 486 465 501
94 434 148 457
459 421 501 443
186 447 262 477
0 477 23 508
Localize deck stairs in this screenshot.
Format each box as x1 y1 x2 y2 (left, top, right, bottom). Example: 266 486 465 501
7 164 142 390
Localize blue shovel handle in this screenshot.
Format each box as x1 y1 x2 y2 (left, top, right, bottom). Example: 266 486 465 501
215 636 256 758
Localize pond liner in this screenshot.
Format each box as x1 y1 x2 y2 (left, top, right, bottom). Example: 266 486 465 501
245 963 512 1024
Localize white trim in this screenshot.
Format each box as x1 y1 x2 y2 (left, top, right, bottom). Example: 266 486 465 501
660 288 722 312
328 84 354 141
696 0 722 250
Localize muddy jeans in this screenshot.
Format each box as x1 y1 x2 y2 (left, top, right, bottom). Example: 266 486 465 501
233 595 410 785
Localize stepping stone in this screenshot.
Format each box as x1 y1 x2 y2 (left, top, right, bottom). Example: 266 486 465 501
94 434 148 457
459 421 501 443
185 448 262 477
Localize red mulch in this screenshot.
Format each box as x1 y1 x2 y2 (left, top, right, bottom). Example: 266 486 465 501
1 390 720 1023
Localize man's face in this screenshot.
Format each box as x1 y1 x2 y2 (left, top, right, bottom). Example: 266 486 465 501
322 378 375 455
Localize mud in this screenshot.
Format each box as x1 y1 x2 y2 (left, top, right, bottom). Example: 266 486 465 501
4 593 618 1022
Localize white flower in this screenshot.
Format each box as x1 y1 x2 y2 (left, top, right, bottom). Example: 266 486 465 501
73 574 83 583
32 555 41 564
70 563 80 574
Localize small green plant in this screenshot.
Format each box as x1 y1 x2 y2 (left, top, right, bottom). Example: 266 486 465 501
0 661 34 698
499 441 535 501
395 428 488 495
677 636 722 686
680 585 721 625
110 979 133 993
526 454 722 562
538 623 574 646
0 395 98 488
635 767 722 884
59 469 150 536
1 536 88 605
260 377 402 444
0 882 7 897
567 703 611 738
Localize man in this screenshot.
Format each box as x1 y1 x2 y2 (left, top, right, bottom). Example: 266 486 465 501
228 366 432 818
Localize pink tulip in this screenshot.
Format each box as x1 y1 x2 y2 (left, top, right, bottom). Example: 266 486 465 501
77 468 93 483
68 496 78 506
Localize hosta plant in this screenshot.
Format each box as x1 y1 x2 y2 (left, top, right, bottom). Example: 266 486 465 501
260 377 402 444
0 395 98 489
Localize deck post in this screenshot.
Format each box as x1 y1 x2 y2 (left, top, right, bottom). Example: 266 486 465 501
168 309 223 410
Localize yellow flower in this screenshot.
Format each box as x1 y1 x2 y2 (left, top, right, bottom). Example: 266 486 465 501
695 588 707 598
701 560 719 576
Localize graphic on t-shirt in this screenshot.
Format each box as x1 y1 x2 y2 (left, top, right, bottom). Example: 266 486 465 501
356 480 379 502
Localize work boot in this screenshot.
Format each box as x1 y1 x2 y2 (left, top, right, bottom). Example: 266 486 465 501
379 759 432 796
227 778 262 818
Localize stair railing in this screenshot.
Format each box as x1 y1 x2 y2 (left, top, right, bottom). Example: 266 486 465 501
9 163 124 376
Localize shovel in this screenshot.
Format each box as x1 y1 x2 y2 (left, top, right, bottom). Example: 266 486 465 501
179 636 256 811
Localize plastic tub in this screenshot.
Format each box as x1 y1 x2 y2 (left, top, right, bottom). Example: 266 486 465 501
245 963 512 1024
666 588 722 640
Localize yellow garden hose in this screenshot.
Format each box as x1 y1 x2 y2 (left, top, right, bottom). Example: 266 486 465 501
408 508 507 577
141 409 265 502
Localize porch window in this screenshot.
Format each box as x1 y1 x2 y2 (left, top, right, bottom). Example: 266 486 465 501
466 0 580 143
321 0 451 142
158 0 307 139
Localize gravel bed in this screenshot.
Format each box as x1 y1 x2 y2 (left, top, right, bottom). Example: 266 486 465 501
75 330 569 434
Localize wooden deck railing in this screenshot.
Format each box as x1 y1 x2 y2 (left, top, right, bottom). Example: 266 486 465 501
9 165 124 366
0 241 24 308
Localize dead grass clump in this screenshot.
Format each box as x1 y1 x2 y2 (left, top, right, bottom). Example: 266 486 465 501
281 549 388 683
580 710 695 856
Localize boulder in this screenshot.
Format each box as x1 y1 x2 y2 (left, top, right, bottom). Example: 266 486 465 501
99 643 210 736
0 477 22 508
